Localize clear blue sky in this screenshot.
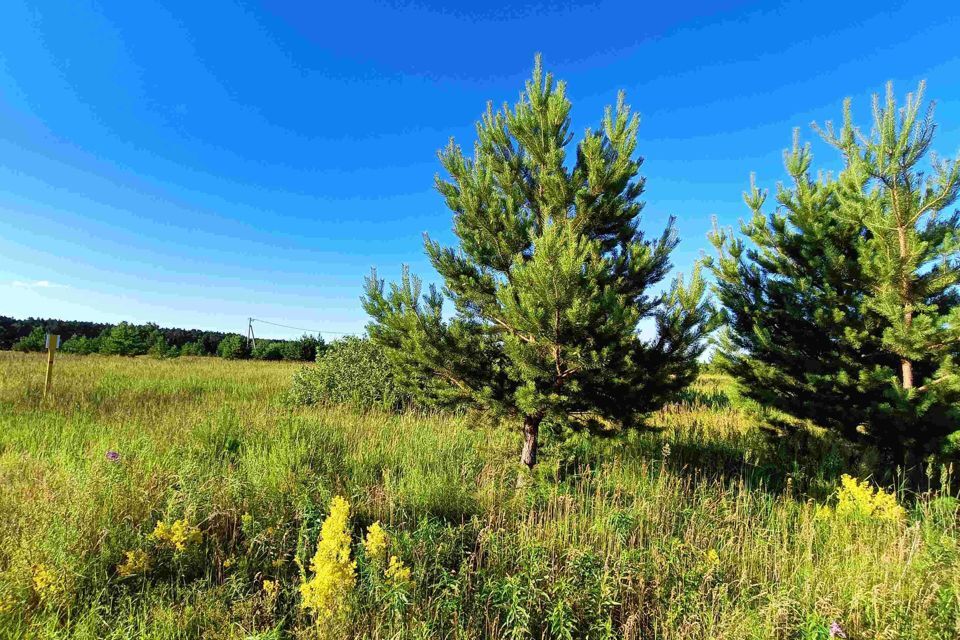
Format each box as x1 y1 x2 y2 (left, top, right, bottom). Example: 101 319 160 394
2 1 959 339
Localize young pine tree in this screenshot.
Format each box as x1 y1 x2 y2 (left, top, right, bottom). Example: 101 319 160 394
364 58 713 468
708 83 960 460
100 322 150 356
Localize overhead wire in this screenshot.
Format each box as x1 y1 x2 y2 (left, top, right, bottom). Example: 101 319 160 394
249 318 357 336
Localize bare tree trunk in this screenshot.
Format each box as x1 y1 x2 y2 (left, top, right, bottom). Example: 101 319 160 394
520 414 541 469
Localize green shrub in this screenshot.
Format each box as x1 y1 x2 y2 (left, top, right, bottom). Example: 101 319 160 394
60 335 101 355
147 334 178 359
12 326 46 352
252 340 284 361
288 336 408 410
217 334 250 359
179 341 207 357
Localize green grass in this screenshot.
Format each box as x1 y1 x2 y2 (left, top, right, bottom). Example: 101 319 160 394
0 351 957 639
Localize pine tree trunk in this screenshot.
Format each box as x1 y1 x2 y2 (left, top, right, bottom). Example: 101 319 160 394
520 414 541 469
901 358 914 390
897 223 914 390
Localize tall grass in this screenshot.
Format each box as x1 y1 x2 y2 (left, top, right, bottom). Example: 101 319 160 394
0 352 956 639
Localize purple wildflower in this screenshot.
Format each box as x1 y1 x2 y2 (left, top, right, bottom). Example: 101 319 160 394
105 450 120 462
829 621 846 639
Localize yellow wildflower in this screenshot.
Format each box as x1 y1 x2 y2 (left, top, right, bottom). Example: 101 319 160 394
813 503 834 521
32 564 60 601
117 550 150 577
835 474 906 522
705 548 720 567
363 521 388 565
263 579 279 599
0 592 18 614
300 496 356 623
385 555 412 589
150 518 203 552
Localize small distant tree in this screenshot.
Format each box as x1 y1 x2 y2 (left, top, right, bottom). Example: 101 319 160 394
147 333 177 359
708 82 960 460
61 335 101 355
217 334 250 360
13 326 46 352
282 334 324 361
100 322 150 356
364 58 713 468
180 341 207 357
252 340 284 361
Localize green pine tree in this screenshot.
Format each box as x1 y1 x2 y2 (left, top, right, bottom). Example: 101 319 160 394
364 57 713 468
100 322 150 356
217 334 250 360
708 82 960 461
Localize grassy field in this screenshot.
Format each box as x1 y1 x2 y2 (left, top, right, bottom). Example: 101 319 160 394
0 351 957 639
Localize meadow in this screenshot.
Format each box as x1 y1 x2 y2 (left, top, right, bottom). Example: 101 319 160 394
0 351 957 639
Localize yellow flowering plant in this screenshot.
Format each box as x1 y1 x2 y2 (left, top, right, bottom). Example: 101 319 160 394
117 550 151 578
150 518 203 552
359 519 414 612
704 548 720 568
834 474 906 522
0 590 17 615
385 555 412 589
299 496 356 625
31 564 61 602
363 521 388 565
263 579 279 600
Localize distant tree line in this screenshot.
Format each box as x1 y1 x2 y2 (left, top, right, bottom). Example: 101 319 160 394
1 316 324 361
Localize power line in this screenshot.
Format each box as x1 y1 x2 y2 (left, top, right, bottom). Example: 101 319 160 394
249 318 358 336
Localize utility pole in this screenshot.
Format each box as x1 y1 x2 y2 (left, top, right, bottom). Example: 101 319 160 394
247 317 256 350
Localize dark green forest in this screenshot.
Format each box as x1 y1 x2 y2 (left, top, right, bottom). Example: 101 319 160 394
0 316 323 361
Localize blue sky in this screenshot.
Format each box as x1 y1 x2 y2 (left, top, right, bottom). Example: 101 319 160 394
2 1 959 339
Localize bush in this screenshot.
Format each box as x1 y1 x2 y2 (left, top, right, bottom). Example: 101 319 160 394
217 334 250 359
179 341 207 357
288 336 408 410
252 340 284 361
147 334 178 359
12 327 46 352
60 335 101 355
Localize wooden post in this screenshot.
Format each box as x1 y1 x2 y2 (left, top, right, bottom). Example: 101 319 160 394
44 333 59 399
